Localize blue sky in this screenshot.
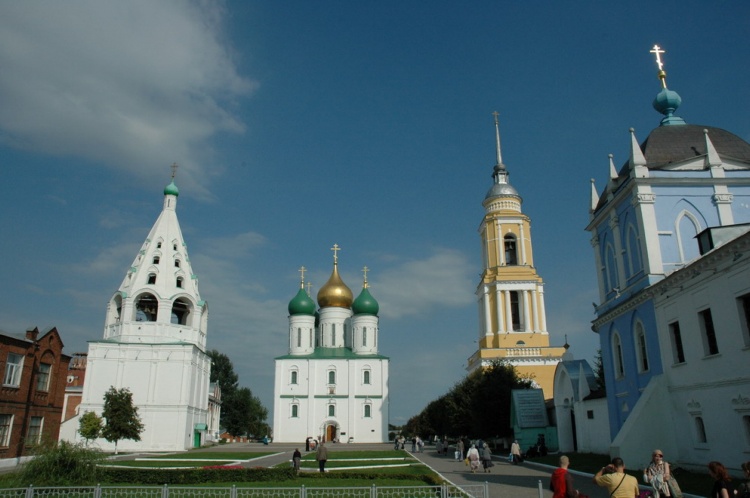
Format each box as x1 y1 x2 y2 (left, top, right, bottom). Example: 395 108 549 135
1 1 749 426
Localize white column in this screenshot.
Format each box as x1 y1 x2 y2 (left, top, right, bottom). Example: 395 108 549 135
590 234 606 304
483 286 492 337
523 290 532 332
632 189 663 275
609 214 627 288
519 222 527 264
495 285 505 333
538 286 548 333
531 290 539 333
496 220 504 265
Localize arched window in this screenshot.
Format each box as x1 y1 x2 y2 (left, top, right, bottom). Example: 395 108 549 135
625 225 642 277
135 293 158 322
504 234 518 265
363 327 367 347
147 273 157 285
290 371 298 384
363 370 371 385
291 404 298 418
364 404 371 418
297 328 301 347
173 243 178 251
156 242 162 249
328 404 335 417
612 332 624 379
174 259 181 268
152 256 160 264
176 277 183 288
634 322 649 373
328 370 336 385
605 244 619 292
694 416 707 443
171 298 191 325
676 211 701 264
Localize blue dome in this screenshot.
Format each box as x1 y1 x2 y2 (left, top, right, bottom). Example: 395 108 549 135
164 180 180 197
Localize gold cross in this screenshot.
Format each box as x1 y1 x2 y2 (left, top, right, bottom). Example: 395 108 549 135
298 266 307 287
331 243 341 263
306 281 313 296
362 266 369 287
170 162 178 179
650 44 668 88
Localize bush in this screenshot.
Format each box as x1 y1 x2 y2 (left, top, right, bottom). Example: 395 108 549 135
99 466 296 485
12 440 106 486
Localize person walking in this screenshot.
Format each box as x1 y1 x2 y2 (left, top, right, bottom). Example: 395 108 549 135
511 440 522 465
305 437 310 452
456 439 465 461
315 441 328 473
466 444 481 474
292 448 302 474
593 458 639 498
708 461 732 498
735 461 750 498
551 455 578 498
481 443 493 473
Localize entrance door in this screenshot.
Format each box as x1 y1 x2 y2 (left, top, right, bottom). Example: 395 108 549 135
194 431 201 448
326 424 336 442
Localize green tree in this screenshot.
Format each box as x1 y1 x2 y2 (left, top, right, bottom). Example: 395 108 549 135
101 386 144 454
208 349 239 430
78 411 103 445
13 440 106 486
593 349 606 392
223 387 268 437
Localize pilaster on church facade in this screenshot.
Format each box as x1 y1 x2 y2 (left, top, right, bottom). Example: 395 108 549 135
467 114 565 400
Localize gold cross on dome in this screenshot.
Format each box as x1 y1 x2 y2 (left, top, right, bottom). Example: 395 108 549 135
306 281 313 296
331 243 341 263
362 266 369 286
170 162 179 179
298 266 307 286
650 44 665 71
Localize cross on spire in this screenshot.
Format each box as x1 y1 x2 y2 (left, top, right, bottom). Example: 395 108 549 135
650 44 668 89
306 281 313 296
362 266 369 288
331 243 341 264
170 162 179 179
298 266 307 288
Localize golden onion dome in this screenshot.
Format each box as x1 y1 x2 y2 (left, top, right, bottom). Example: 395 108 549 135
317 263 353 308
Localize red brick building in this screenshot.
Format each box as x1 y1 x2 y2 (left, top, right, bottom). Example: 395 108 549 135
0 327 71 459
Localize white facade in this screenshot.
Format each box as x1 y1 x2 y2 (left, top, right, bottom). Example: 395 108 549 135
273 257 389 443
59 179 212 451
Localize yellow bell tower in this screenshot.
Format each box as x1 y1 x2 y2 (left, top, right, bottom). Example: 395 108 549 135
467 112 565 399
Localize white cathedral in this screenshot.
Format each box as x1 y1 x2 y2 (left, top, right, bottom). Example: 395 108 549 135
272 246 390 443
59 174 212 451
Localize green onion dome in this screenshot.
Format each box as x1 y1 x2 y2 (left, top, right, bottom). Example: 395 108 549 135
288 288 316 316
352 286 379 316
164 180 180 197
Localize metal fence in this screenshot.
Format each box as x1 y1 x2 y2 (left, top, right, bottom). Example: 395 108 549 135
0 484 489 498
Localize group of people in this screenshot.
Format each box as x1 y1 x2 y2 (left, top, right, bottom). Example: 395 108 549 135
548 450 750 498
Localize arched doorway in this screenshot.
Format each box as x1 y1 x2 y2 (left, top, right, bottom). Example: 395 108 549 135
319 420 339 443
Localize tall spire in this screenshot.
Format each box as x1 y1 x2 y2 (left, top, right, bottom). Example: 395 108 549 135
493 111 503 166
650 44 685 126
650 44 668 89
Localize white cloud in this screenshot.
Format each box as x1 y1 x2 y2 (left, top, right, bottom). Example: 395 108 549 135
372 248 475 319
0 1 255 199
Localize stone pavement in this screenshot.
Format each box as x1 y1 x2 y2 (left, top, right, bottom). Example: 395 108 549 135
203 442 609 498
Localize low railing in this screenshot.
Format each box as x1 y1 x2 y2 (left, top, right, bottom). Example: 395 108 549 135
0 483 490 498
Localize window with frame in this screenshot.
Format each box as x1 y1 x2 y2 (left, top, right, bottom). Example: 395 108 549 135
3 353 24 387
297 328 301 348
699 308 719 356
36 363 51 392
504 234 518 265
0 414 12 447
152 256 160 264
147 273 157 285
328 370 336 385
612 332 624 379
364 404 371 418
694 416 707 443
743 415 750 446
510 291 521 330
737 293 750 347
290 370 298 385
26 416 43 446
634 323 649 373
291 404 298 418
328 404 335 417
669 321 686 364
363 327 367 347
363 370 371 385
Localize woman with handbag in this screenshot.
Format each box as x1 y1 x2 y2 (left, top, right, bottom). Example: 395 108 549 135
644 449 681 498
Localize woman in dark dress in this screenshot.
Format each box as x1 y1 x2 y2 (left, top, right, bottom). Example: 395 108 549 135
708 461 731 498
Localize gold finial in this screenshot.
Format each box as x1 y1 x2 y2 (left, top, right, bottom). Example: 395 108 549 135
331 243 341 264
170 162 179 179
362 266 369 288
650 44 667 89
298 266 307 288
306 281 313 296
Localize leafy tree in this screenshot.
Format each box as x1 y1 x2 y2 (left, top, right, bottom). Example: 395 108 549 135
208 349 239 399
78 411 103 445
223 387 268 437
593 349 606 392
101 386 144 454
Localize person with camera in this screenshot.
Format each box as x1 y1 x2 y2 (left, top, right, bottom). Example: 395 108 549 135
593 457 639 498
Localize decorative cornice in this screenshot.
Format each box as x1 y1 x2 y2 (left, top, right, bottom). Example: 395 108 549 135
712 193 733 204
731 394 750 407
634 192 656 204
686 399 701 410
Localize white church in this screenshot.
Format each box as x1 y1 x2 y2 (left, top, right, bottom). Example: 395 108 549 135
272 246 390 443
59 173 212 451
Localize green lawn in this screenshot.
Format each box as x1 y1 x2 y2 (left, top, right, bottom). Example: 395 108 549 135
101 460 233 468
147 451 274 460
528 452 713 496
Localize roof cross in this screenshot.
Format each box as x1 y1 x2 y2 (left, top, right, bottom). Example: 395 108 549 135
331 243 341 264
170 162 179 179
650 44 668 88
362 266 369 287
298 266 307 287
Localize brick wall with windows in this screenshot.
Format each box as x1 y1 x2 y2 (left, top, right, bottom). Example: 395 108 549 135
0 327 71 459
